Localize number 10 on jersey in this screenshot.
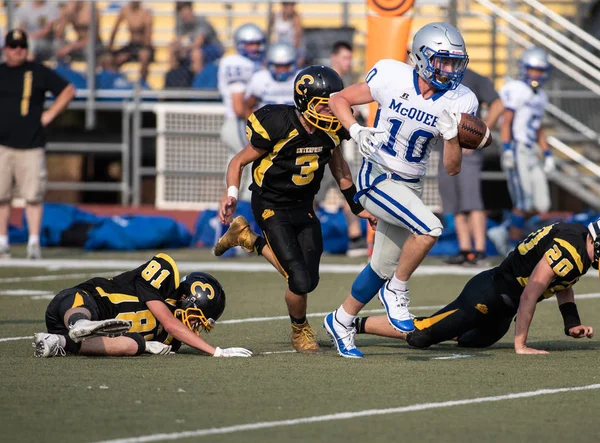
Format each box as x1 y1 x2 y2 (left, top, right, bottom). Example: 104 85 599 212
381 118 435 163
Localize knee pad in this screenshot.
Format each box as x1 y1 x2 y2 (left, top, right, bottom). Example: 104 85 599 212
351 264 386 304
288 266 317 295
406 329 434 348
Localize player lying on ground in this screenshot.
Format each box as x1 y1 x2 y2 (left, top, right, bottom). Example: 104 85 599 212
350 220 597 355
215 65 376 354
32 254 252 358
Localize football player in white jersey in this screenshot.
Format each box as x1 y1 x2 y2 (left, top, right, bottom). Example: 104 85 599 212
324 22 479 358
245 42 297 110
488 47 555 256
218 23 265 201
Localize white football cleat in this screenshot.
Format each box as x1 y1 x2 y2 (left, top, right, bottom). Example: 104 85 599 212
68 319 132 343
378 283 415 332
33 333 66 358
144 341 172 355
487 225 510 257
27 243 42 260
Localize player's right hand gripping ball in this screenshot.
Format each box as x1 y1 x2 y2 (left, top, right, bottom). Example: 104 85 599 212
457 114 493 150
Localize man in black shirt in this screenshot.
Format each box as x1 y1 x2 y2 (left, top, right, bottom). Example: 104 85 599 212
33 253 252 358
353 220 596 355
0 29 75 259
215 66 376 354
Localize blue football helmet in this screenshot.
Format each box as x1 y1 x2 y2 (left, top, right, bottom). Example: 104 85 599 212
266 43 297 82
175 272 226 333
409 22 469 91
519 46 551 89
234 23 265 62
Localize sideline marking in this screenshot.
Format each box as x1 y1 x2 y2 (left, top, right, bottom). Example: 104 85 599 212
93 384 600 442
432 354 474 360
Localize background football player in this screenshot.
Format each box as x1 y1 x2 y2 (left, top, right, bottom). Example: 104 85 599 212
488 47 555 256
32 254 252 358
215 65 376 354
324 22 479 358
352 219 597 355
245 42 297 110
218 23 265 202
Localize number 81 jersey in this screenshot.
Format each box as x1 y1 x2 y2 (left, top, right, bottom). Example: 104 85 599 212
365 60 478 178
77 253 182 345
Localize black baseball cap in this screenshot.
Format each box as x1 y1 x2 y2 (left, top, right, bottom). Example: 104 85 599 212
5 29 29 49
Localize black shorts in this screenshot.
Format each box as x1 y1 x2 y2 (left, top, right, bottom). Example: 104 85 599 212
114 42 155 62
408 269 516 348
45 288 100 335
252 194 323 295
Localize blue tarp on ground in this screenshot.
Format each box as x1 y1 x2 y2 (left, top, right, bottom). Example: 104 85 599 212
11 203 192 250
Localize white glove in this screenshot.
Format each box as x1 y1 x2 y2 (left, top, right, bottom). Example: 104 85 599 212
543 155 556 174
349 123 384 159
145 341 172 355
501 149 515 170
213 346 252 357
434 110 460 141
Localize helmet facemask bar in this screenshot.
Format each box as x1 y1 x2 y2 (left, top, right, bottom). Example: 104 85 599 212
587 220 600 273
519 63 551 89
420 47 469 91
174 307 215 334
303 97 342 132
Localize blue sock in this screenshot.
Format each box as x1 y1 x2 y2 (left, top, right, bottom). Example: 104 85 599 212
351 264 386 304
511 213 525 230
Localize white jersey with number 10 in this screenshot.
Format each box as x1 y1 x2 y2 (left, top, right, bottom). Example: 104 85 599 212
365 59 478 178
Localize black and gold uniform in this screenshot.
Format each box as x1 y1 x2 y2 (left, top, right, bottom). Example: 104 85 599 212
405 222 592 348
246 103 348 295
45 253 183 350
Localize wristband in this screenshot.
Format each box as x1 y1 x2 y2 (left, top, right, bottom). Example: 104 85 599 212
559 302 581 336
341 184 365 215
502 142 512 151
227 186 239 200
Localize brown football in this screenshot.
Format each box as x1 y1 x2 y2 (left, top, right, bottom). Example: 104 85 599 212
458 113 492 150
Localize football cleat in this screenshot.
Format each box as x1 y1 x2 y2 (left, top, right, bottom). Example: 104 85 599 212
213 216 258 257
378 283 415 332
323 311 363 358
68 319 132 343
33 333 66 358
291 321 321 354
144 341 172 355
27 243 42 260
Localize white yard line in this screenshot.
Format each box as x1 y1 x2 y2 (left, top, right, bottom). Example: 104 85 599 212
0 336 32 343
93 384 600 443
0 272 115 284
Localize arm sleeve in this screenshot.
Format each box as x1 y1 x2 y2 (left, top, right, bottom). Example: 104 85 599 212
135 255 181 304
364 59 395 105
246 106 283 152
499 83 523 111
42 65 70 96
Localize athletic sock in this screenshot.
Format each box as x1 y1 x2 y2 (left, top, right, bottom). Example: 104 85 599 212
334 305 356 327
389 275 408 292
0 235 8 248
28 235 40 246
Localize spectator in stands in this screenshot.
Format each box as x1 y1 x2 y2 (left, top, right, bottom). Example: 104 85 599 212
438 68 504 266
108 1 153 82
55 0 103 62
268 2 305 66
314 41 367 256
0 29 75 259
14 0 61 62
170 2 223 75
96 51 134 92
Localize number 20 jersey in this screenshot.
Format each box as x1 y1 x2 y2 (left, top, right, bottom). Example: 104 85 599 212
495 222 592 303
365 60 478 178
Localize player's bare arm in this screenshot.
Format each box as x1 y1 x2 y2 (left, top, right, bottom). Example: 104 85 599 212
232 92 250 119
42 84 76 127
485 97 505 131
328 148 377 227
245 95 259 113
328 82 374 130
219 144 266 223
556 288 594 339
514 256 556 354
